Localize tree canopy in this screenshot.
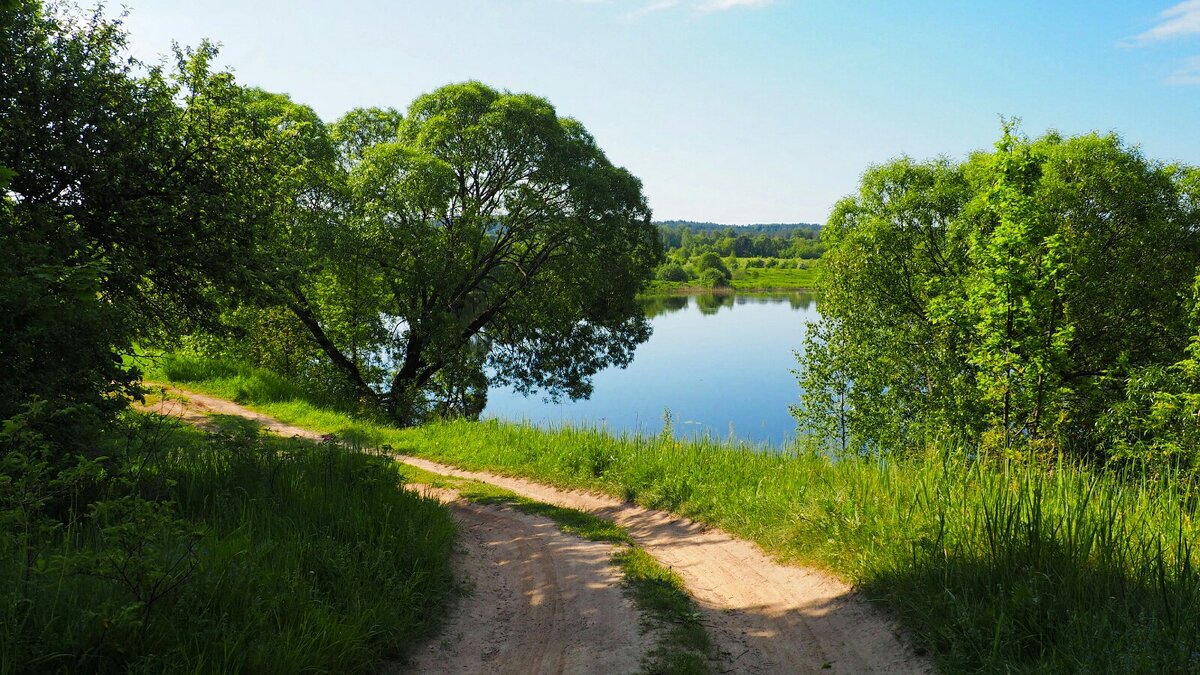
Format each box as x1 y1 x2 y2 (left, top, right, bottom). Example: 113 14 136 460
0 0 273 453
796 125 1200 464
228 82 662 424
1 0 661 442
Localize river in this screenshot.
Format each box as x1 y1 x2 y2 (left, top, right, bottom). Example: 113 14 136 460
483 292 819 447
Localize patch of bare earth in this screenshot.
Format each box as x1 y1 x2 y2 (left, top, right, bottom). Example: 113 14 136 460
397 457 931 675
144 386 933 674
390 486 648 675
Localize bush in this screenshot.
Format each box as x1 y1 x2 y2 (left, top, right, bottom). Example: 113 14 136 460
698 268 730 288
694 252 731 281
657 263 691 282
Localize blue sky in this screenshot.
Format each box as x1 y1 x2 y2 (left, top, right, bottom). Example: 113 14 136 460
122 1 1200 224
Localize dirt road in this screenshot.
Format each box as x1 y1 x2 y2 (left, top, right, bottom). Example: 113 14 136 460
397 456 929 675
144 387 932 674
390 486 649 674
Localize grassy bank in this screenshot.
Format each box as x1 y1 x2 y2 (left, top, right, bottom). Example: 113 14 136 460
1 410 454 673
145 353 1200 673
733 262 820 290
646 259 820 293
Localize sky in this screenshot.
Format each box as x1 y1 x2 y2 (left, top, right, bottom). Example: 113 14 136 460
120 1 1200 225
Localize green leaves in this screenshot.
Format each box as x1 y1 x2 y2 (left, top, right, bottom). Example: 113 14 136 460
351 142 456 224
218 82 660 424
797 125 1200 463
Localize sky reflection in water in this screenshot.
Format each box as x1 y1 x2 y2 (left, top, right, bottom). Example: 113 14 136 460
484 292 819 447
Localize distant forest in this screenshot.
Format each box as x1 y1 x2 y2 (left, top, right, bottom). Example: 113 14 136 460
655 220 824 260
654 220 821 236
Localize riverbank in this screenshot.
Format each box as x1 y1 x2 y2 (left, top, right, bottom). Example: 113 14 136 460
645 261 821 294
143 353 1200 674
152 387 927 673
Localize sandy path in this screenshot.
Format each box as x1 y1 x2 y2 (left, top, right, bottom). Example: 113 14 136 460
143 389 652 674
143 386 932 674
397 456 929 675
390 486 648 675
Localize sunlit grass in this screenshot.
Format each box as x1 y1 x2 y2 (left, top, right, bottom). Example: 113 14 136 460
733 263 820 290
645 259 821 293
148 351 1200 673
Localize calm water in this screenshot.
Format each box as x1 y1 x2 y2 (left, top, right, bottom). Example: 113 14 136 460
484 292 819 447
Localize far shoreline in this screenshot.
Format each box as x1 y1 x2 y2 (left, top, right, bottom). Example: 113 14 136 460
639 284 818 297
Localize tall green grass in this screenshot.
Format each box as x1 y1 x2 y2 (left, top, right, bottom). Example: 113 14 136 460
149 352 1200 673
1 414 454 673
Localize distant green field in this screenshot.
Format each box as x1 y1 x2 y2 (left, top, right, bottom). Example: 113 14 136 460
732 263 820 290
647 259 821 294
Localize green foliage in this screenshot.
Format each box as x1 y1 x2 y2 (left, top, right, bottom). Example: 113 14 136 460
646 257 820 293
652 222 823 288
798 126 1200 463
693 252 731 282
656 221 823 259
697 268 730 289
215 81 663 425
1 415 454 673
0 1 276 457
657 263 693 282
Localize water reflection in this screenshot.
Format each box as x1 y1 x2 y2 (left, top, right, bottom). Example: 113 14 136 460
485 292 821 447
642 294 689 318
642 291 816 318
695 293 732 315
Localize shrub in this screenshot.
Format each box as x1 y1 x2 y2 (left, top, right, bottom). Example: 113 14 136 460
698 268 730 288
657 263 691 282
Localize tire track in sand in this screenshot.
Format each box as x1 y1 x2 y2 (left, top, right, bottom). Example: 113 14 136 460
391 487 648 675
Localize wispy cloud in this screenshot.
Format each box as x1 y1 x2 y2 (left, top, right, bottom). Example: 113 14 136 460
1128 0 1200 44
1123 2 1200 85
624 0 681 19
696 0 774 12
621 0 773 19
1167 55 1200 84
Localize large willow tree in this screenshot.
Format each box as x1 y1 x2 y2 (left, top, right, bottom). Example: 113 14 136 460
796 126 1200 462
239 82 662 424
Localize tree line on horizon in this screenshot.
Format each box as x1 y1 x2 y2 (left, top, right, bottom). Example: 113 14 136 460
657 221 824 259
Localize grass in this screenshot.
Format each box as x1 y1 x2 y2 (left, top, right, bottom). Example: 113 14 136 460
732 262 821 290
646 258 821 293
146 351 1200 673
1 411 454 673
392 465 712 674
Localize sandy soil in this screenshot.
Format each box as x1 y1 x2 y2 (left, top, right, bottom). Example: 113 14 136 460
143 386 932 674
389 486 649 675
397 456 931 675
